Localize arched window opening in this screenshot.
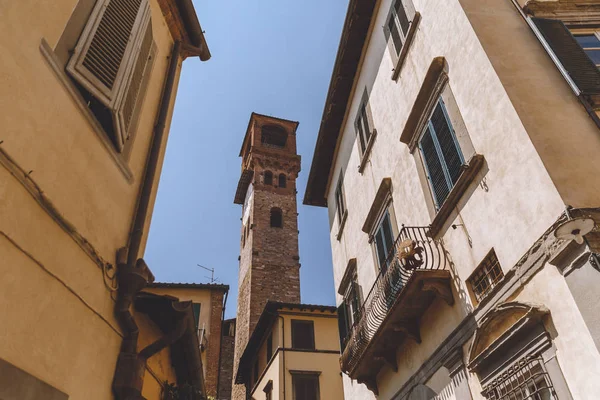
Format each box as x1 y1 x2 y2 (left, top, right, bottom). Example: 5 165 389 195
264 171 273 185
278 173 287 188
261 125 288 148
270 208 283 228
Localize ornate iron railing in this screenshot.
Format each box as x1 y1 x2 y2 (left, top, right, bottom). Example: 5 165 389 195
340 226 449 375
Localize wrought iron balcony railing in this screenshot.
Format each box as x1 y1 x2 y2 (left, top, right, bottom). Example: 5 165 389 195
340 225 450 377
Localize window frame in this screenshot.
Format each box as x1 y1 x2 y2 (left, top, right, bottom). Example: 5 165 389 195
373 209 397 275
343 270 362 328
270 207 283 228
278 173 287 188
467 249 504 304
291 320 316 350
264 170 273 186
383 0 421 80
354 90 377 173
334 170 348 240
291 371 321 400
418 98 465 210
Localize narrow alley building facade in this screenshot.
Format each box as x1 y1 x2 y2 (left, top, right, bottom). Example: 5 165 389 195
305 0 600 399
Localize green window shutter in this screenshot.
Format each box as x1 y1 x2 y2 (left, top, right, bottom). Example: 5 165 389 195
192 303 201 331
337 302 349 351
532 17 600 95
431 102 463 185
420 126 449 208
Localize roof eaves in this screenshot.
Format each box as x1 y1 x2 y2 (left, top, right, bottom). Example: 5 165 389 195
303 0 377 207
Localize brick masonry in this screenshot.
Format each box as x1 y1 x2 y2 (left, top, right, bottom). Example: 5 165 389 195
231 114 302 400
218 319 236 400
205 289 225 398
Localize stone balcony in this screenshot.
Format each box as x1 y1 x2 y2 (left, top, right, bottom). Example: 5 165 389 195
340 226 454 394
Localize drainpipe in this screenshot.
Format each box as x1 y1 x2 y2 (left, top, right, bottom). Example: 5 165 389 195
127 40 182 267
278 315 286 400
113 40 183 399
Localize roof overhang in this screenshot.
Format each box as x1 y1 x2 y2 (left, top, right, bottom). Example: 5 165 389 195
303 0 377 207
158 0 211 61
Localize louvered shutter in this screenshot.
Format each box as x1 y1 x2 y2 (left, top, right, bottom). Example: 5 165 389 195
114 16 153 148
395 0 410 36
350 281 362 323
67 0 151 151
192 303 201 331
431 102 463 185
532 17 600 95
420 126 450 208
337 303 349 351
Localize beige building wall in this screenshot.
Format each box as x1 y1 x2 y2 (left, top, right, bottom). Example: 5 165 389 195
0 0 201 398
321 0 600 399
247 309 343 400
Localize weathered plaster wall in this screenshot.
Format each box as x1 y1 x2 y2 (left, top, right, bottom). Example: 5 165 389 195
0 0 184 398
323 0 600 398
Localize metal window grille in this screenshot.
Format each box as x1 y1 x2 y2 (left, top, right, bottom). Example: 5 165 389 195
470 249 504 302
482 355 557 400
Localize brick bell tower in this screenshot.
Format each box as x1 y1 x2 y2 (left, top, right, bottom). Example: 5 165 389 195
231 113 301 399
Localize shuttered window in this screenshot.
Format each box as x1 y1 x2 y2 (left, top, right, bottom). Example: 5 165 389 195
67 0 153 152
337 302 349 350
335 172 346 223
532 17 600 95
419 99 464 209
374 211 395 274
386 0 413 55
355 103 372 154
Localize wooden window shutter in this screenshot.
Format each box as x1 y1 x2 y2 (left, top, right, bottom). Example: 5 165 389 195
67 0 151 151
337 302 349 350
532 17 600 95
420 126 450 208
430 103 463 185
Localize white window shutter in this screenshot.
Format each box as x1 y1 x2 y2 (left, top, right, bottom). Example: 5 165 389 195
67 0 151 151
114 14 153 150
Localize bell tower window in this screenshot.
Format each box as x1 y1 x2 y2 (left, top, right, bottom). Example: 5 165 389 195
270 208 283 228
264 171 273 185
261 125 288 148
279 173 287 188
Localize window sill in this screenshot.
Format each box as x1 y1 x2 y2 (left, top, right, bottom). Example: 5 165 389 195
392 12 421 82
336 210 348 241
39 38 133 183
428 154 485 238
358 129 377 174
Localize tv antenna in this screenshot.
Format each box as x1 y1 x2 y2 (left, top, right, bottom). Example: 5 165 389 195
197 264 219 283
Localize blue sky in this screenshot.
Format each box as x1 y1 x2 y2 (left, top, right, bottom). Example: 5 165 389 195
145 1 349 318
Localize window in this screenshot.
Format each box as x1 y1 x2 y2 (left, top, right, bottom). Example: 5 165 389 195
192 303 201 331
335 172 347 224
292 373 320 400
532 18 600 97
374 210 396 275
278 173 287 188
291 320 315 350
482 355 557 400
574 33 600 66
270 208 283 228
261 125 288 148
386 0 411 56
337 260 361 350
264 171 273 185
266 333 273 362
66 0 154 152
468 249 504 303
355 102 373 155
418 99 464 209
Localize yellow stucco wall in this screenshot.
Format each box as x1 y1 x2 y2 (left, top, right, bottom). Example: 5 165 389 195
248 309 343 400
0 0 187 398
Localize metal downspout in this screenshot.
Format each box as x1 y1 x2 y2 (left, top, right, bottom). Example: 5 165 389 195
113 40 183 400
278 315 286 400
